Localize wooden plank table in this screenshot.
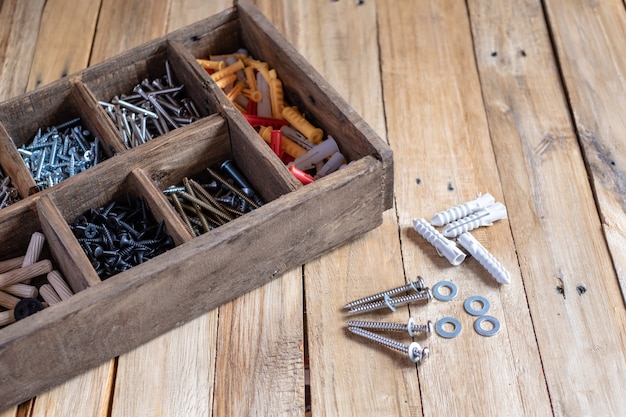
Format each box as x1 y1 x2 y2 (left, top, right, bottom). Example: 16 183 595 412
1 0 625 415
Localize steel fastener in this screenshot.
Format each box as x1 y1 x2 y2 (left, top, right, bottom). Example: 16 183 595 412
347 326 429 364
343 277 426 310
347 318 433 337
347 288 433 315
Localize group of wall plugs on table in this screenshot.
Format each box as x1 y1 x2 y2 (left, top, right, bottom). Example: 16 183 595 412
343 193 509 364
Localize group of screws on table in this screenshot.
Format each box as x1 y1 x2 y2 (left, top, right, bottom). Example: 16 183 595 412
344 193 510 364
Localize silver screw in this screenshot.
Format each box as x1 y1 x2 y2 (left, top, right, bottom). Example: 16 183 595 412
347 318 433 337
347 288 433 314
343 277 426 310
348 326 429 364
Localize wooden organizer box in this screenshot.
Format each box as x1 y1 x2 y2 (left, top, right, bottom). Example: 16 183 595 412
0 0 392 408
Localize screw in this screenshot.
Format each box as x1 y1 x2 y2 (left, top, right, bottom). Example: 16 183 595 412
343 277 426 309
347 326 429 364
347 289 433 315
207 168 261 209
347 318 434 337
92 246 119 259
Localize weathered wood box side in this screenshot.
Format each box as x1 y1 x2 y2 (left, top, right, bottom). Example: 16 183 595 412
0 0 392 409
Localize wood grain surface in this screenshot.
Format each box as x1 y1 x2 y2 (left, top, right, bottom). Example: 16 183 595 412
1 0 625 415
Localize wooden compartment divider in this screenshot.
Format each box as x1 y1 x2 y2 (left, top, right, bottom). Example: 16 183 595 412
0 0 392 408
0 124 36 198
36 196 100 292
70 80 127 156
126 168 194 245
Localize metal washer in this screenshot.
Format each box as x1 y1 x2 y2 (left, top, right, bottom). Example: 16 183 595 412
432 280 458 301
435 317 462 339
464 295 490 316
474 315 501 337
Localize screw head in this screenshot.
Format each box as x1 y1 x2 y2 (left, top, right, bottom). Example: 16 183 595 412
408 342 429 364
14 298 44 321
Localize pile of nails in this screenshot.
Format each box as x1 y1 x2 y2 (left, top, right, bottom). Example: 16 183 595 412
343 277 432 364
0 169 20 209
100 60 201 149
18 118 103 189
70 195 175 280
0 232 75 329
163 160 264 237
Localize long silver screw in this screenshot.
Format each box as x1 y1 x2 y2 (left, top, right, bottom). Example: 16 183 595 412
343 277 426 309
347 289 433 315
347 318 434 337
348 326 429 363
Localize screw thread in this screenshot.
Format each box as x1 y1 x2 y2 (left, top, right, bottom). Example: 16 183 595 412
347 290 432 314
411 324 430 333
347 320 408 332
348 326 409 355
343 277 425 309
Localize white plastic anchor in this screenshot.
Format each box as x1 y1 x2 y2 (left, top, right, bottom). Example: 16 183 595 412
412 218 466 266
316 152 345 178
430 193 495 226
291 136 339 171
457 231 511 284
442 202 508 238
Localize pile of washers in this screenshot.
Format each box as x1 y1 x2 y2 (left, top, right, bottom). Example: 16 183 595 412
432 280 500 339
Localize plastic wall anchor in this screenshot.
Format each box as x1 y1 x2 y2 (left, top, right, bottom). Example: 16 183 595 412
442 202 508 238
412 218 466 266
243 114 288 129
316 152 346 178
289 165 315 184
256 71 272 117
270 129 283 157
457 232 511 284
280 126 314 150
281 106 324 144
430 193 496 226
259 126 307 159
292 136 339 171
269 69 285 119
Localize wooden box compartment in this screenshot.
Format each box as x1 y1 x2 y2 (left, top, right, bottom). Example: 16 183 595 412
0 0 392 408
0 79 116 197
81 39 220 154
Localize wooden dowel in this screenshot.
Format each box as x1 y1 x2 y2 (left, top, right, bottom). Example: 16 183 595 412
0 260 52 288
0 290 21 310
0 256 25 274
39 284 61 306
0 310 15 327
47 270 73 301
2 283 38 298
22 232 46 267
